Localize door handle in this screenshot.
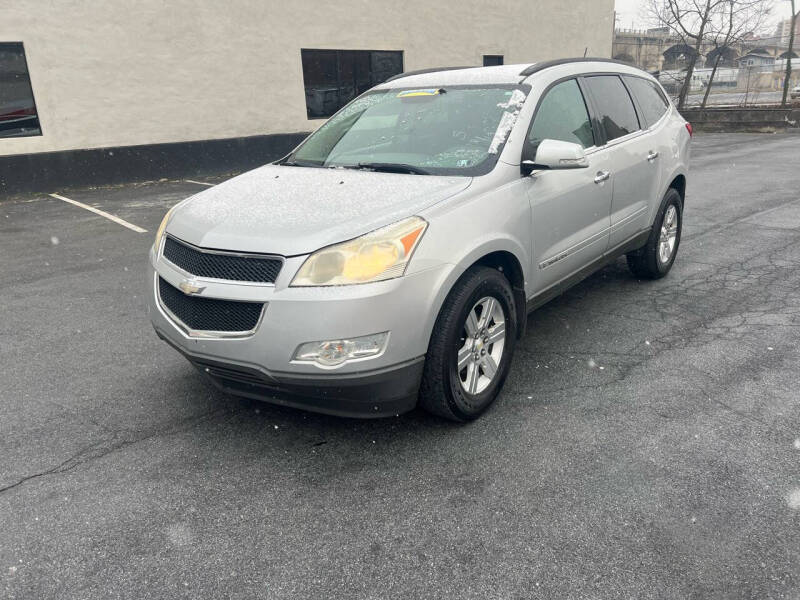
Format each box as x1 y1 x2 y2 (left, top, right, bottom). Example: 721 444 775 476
594 170 610 184
647 151 659 162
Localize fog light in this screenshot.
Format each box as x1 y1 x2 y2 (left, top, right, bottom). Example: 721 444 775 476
293 332 389 367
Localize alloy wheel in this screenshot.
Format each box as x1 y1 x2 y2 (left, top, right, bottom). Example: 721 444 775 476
658 204 679 265
456 296 506 395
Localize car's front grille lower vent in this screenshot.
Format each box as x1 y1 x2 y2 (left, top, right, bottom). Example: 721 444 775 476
163 236 282 283
194 361 267 386
158 277 264 333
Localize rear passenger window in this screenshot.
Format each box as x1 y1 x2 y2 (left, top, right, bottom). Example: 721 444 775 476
624 76 669 128
583 75 640 142
528 79 594 151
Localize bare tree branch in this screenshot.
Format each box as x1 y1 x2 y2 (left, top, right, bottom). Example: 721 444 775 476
648 0 768 109
702 0 772 108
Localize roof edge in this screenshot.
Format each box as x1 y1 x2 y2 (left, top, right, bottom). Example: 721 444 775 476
383 66 474 83
519 57 644 77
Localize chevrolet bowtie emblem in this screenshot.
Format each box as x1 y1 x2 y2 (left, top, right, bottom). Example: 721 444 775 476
178 279 205 295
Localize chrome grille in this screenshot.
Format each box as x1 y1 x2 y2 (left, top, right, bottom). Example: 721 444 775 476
158 277 264 333
163 236 282 283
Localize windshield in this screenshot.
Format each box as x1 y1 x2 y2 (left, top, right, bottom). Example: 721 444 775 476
286 85 529 176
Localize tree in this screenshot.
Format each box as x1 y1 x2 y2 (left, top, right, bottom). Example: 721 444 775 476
781 0 797 107
701 0 771 109
648 0 731 110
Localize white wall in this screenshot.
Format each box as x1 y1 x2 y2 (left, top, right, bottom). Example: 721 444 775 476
1 0 614 156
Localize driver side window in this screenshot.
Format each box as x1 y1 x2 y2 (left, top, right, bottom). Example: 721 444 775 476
527 79 595 153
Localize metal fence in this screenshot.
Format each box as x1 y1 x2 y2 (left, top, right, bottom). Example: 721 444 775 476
658 61 799 107
613 31 799 107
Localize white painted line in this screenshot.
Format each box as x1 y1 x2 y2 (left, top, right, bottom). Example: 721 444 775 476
49 193 147 233
184 179 214 187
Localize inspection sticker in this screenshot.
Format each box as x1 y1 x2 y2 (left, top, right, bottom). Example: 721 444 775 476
396 88 441 98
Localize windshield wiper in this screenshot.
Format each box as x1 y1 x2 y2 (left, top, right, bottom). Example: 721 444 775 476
353 162 430 175
280 158 323 168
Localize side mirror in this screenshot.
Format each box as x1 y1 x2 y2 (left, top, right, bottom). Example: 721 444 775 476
522 139 589 175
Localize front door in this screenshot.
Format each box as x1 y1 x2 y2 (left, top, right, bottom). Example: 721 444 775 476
523 78 613 293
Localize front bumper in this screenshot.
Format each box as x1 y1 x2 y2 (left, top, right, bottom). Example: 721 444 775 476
156 332 424 417
148 247 451 417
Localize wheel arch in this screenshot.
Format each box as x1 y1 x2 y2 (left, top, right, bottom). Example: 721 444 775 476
472 251 527 339
668 173 686 205
649 169 687 226
423 240 530 351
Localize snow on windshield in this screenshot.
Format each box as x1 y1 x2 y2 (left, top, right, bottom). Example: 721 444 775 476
488 89 528 154
291 85 529 175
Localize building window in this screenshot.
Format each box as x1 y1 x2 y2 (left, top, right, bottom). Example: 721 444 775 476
301 49 403 119
483 55 504 66
0 42 41 138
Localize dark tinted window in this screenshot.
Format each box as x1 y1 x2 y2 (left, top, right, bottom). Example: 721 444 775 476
624 76 669 127
483 55 504 66
0 42 41 138
528 79 594 150
584 75 640 142
301 49 403 118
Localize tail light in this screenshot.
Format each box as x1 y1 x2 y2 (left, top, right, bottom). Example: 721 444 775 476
685 123 693 138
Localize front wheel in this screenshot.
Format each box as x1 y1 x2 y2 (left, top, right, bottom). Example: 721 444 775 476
627 188 683 279
419 266 518 422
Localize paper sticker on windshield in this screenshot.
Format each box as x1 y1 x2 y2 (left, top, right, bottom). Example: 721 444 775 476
397 89 441 98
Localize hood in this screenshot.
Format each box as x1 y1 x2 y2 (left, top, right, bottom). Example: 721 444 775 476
168 165 472 256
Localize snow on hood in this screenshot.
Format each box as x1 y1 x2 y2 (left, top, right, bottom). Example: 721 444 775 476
167 164 472 256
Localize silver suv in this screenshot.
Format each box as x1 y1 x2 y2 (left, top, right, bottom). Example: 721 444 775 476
148 59 691 421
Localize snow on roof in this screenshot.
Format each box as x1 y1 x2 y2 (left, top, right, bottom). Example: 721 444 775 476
375 59 651 89
376 64 535 88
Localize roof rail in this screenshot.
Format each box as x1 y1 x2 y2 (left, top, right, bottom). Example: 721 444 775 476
519 57 639 78
383 66 473 83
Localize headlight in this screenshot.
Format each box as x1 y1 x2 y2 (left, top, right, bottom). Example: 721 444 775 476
153 204 179 251
291 216 428 286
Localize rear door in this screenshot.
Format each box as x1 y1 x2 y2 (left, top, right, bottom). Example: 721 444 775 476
523 78 612 293
582 75 660 249
623 74 673 216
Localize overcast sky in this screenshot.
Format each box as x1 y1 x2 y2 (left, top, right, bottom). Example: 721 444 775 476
614 0 793 30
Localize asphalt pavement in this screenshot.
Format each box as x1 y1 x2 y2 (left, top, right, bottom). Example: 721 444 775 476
1 133 799 599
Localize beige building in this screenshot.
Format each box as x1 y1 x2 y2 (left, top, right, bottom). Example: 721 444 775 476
775 14 800 46
1 0 614 193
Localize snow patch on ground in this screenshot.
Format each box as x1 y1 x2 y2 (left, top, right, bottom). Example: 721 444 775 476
166 522 195 546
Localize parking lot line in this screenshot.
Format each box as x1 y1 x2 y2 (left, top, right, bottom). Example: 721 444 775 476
48 193 148 233
184 179 214 187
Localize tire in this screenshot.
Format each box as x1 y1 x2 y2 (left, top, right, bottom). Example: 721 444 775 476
627 188 683 280
419 266 518 422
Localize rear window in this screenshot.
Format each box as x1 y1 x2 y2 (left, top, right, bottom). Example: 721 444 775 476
583 75 640 142
624 76 669 128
